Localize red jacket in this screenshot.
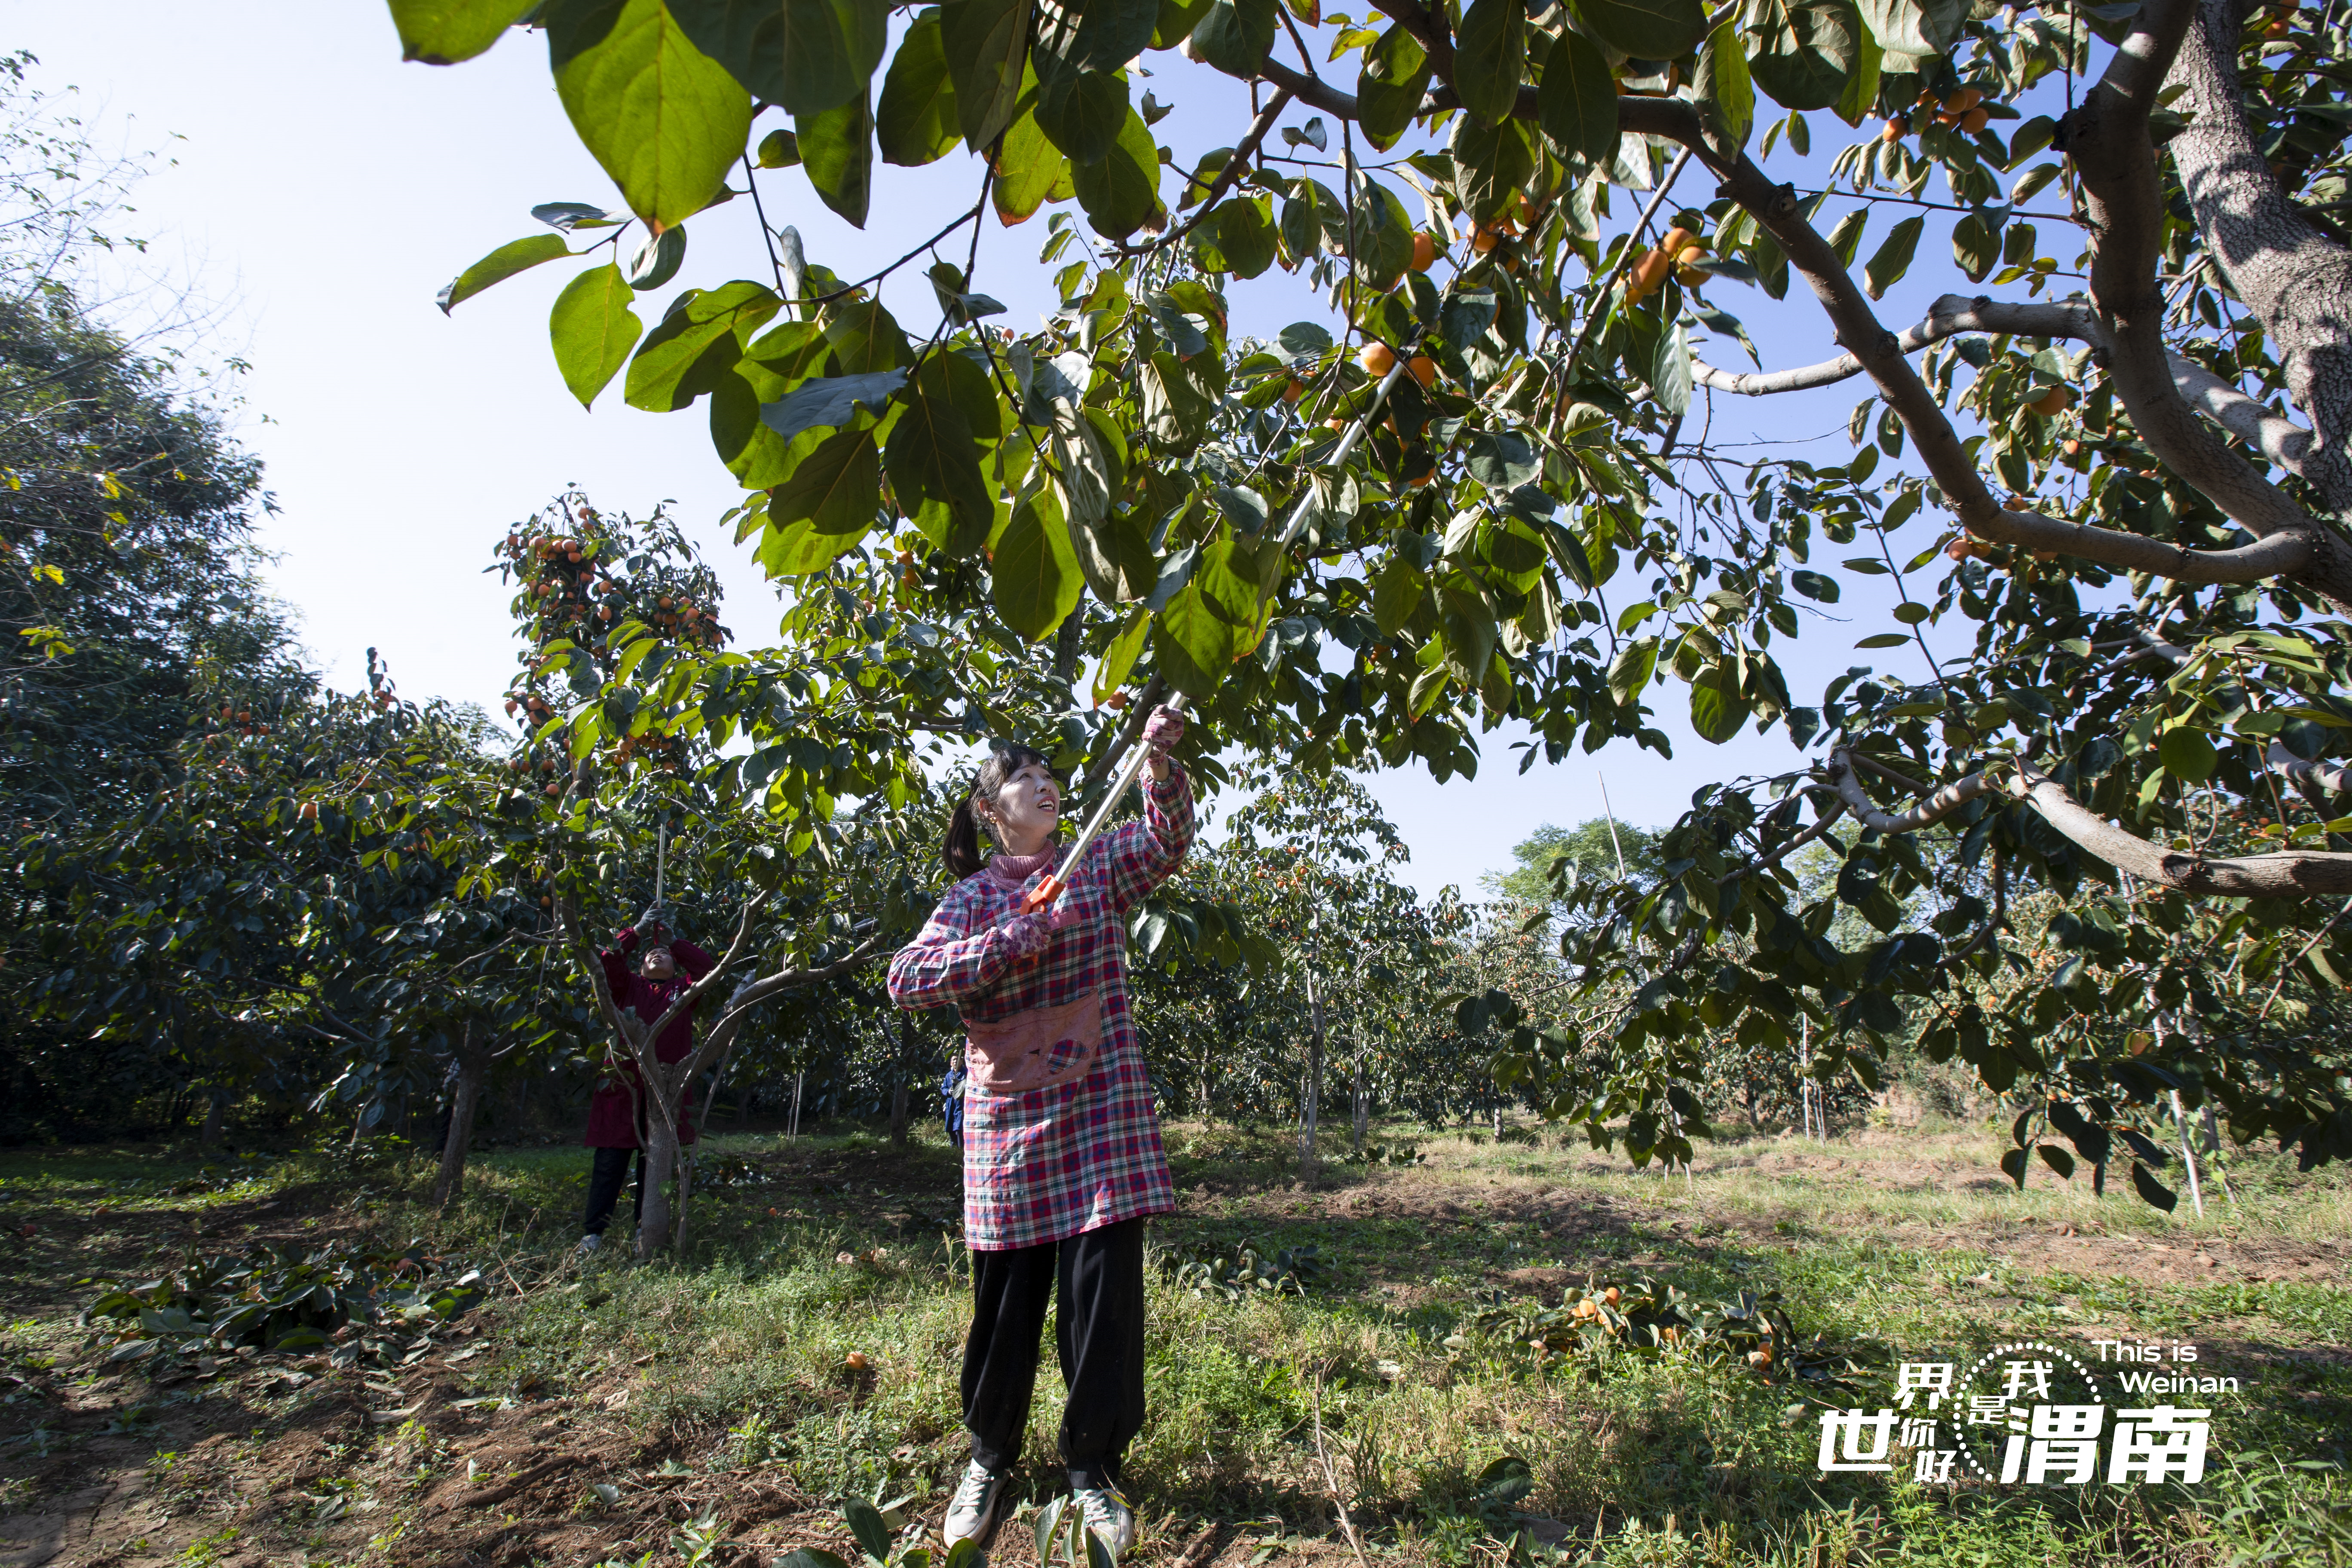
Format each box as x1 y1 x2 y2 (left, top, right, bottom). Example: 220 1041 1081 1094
583 928 715 1149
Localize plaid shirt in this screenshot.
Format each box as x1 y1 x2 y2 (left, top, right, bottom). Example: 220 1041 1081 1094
888 765 1194 1251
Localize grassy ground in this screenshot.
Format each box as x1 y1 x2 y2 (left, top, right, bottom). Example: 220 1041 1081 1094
0 1111 2347 1568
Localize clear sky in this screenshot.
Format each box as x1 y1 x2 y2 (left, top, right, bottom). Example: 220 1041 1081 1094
17 3 2032 900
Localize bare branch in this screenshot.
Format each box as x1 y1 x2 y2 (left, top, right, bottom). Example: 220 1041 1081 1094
2266 741 2352 810
1121 90 1293 257
1825 748 2002 833
2013 762 2352 895
644 891 771 1045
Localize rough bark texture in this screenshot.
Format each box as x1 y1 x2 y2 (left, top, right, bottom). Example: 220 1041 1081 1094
1299 975 1324 1178
2167 0 2352 521
431 1021 488 1210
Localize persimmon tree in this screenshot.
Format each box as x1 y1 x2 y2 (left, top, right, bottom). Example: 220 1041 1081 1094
395 0 2352 1201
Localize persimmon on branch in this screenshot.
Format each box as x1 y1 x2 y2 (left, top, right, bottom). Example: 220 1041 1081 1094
1824 746 2352 897
1224 0 2352 606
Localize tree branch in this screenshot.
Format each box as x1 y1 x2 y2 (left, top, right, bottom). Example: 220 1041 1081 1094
1825 748 2002 833
2012 761 2352 895
1121 89 1293 257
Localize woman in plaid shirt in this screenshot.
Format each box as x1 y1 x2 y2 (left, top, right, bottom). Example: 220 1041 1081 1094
888 706 1191 1558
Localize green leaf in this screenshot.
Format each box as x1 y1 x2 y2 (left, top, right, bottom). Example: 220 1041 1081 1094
944 0 1035 150
1356 26 1432 151
547 0 753 232
762 368 907 442
1092 605 1152 703
1747 0 1864 112
1038 69 1130 166
1854 632 1909 648
1155 582 1238 696
1652 319 1690 416
842 1498 894 1565
1862 213 1923 298
1536 27 1617 164
798 90 875 227
2129 1160 2179 1212
772 424 881 535
665 0 873 115
1453 0 1526 129
887 372 993 554
1068 0 1162 72
1693 19 1752 147
1372 554 1425 637
1951 211 1997 282
622 224 687 289
1855 0 1965 59
1154 0 1216 48
1069 107 1164 239
1349 180 1415 290
1831 18 1881 126
710 371 802 487
1826 207 1867 265
992 109 1068 225
1141 351 1215 446
1688 661 1749 742
2158 726 2217 784
1279 186 1322 265
1191 0 1277 77
437 233 571 313
548 262 644 408
1212 197 1277 279
757 514 866 576
1466 431 1539 489
391 0 535 63
1566 0 1707 60
757 127 802 166
1439 586 1497 683
623 280 779 411
992 493 1084 638
876 13 961 166
1608 635 1658 705
1451 115 1537 225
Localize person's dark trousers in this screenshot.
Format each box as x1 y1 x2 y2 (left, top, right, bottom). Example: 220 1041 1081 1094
582 1146 646 1236
961 1218 1146 1490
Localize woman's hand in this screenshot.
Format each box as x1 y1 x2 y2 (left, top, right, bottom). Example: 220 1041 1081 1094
997 904 1078 959
1142 704 1185 781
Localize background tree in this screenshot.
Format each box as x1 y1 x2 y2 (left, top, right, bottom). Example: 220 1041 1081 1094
1487 816 1664 922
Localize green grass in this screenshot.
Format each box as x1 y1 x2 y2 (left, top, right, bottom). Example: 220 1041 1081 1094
3 1115 2348 1565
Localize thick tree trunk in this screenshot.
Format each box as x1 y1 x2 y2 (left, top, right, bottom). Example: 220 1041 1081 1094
637 1115 680 1263
199 1092 223 1146
2167 0 2352 520
432 1022 488 1210
1298 977 1324 1177
889 1015 913 1150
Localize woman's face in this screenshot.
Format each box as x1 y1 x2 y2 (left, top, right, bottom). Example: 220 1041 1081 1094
640 945 677 980
984 761 1060 852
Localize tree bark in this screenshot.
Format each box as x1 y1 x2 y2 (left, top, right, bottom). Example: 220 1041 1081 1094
432 1020 489 1210
889 1014 913 1150
1351 1050 1368 1155
2165 0 2352 523
1299 975 1324 1178
199 1092 223 1146
639 1115 681 1260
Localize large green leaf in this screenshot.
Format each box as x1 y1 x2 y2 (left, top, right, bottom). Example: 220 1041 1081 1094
1862 213 1922 298
1855 0 1964 59
1191 0 1277 77
944 0 1034 150
1951 211 1997 280
1213 196 1277 279
1747 0 1864 112
1566 0 1708 60
1693 19 1752 147
1452 0 1526 129
1438 587 1497 683
1690 661 1749 741
756 514 866 575
877 12 961 166
437 233 572 313
1038 69 1130 166
1831 20 1882 125
1152 0 1215 46
992 108 1067 224
761 368 907 440
1536 28 1617 163
1372 554 1425 637
1348 180 1416 290
798 90 875 227
1068 0 1162 72
710 371 806 487
1153 581 1238 696
622 280 779 411
822 295 910 375
547 0 752 232
772 424 881 535
1140 350 1216 447
1452 115 1537 225
390 0 535 63
665 0 873 115
992 494 1084 638
885 381 993 554
1355 26 1431 150
1070 107 1163 239
547 262 644 408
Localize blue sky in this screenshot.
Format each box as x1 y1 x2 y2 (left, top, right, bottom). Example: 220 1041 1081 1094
18 4 2050 899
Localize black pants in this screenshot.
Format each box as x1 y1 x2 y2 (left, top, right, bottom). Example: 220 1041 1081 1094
962 1219 1145 1490
582 1146 646 1236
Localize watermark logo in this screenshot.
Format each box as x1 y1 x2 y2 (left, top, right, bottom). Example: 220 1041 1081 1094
1817 1339 2238 1485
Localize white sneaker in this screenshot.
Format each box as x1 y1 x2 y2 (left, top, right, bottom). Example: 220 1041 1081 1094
575 1233 602 1253
943 1460 1008 1548
1073 1484 1134 1558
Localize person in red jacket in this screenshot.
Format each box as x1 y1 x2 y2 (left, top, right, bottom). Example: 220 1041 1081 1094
576 903 714 1253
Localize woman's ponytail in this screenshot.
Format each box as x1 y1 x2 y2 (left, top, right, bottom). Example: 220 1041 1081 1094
944 797 986 879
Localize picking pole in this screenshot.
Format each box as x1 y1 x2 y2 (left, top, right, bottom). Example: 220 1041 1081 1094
1017 335 1415 916
655 822 667 907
